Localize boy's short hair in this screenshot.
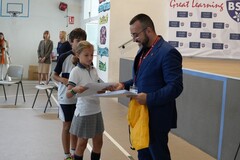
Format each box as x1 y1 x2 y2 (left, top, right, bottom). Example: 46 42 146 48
68 28 87 43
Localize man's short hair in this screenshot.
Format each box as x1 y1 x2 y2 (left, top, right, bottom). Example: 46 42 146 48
129 13 155 32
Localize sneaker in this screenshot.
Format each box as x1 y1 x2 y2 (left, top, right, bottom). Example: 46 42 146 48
39 81 44 85
40 81 46 85
64 156 73 160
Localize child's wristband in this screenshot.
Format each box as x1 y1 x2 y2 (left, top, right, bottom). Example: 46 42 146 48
70 89 77 95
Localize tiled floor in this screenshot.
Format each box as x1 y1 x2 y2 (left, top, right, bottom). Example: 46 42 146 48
0 81 216 160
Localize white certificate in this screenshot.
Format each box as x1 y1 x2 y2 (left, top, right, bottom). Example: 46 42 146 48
76 82 116 97
94 90 137 98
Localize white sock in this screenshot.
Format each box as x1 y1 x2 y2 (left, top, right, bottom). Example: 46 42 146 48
65 153 71 158
71 149 75 155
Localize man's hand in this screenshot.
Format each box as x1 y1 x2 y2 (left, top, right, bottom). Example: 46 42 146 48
97 85 115 93
112 82 124 91
135 92 147 105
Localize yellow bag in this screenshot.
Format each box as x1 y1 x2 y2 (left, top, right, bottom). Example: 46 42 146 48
127 99 149 150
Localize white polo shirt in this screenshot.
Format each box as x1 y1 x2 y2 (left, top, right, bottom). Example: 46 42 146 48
54 51 77 104
68 63 101 116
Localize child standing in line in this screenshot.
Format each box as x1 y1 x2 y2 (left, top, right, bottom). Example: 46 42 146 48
53 28 87 160
66 41 104 160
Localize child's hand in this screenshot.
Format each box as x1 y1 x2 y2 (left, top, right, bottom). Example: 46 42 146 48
62 78 68 86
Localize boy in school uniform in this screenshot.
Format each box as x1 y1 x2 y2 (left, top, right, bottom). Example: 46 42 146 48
53 28 87 160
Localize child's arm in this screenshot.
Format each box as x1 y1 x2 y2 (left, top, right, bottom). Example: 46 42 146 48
66 85 87 98
53 72 68 86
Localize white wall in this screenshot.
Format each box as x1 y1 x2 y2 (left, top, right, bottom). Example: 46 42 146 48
0 0 84 79
108 1 168 82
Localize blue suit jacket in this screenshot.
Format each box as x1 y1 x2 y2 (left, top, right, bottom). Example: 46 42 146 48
123 36 183 132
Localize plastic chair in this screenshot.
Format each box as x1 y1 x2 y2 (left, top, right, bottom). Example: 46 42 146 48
0 84 7 100
0 65 26 105
32 84 57 113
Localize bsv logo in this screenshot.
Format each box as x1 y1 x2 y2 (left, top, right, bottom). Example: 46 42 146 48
226 0 240 22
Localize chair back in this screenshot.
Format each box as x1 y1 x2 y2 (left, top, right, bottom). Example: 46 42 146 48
5 65 24 80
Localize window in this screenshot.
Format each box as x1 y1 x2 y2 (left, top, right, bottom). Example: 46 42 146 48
84 0 98 19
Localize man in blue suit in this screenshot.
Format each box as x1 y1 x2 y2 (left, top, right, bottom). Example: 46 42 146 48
116 13 183 160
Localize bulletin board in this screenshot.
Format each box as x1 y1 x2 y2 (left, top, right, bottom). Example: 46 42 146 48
168 0 240 59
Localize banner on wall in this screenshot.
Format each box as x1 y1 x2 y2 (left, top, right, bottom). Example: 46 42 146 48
97 0 110 82
168 0 240 59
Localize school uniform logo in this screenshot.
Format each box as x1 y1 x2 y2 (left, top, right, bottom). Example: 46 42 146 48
226 0 240 22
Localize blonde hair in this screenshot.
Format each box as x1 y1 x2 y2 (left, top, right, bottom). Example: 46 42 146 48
72 41 94 65
60 31 67 41
75 41 94 56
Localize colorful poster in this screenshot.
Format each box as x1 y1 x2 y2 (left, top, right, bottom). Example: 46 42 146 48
168 0 240 59
97 0 110 82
